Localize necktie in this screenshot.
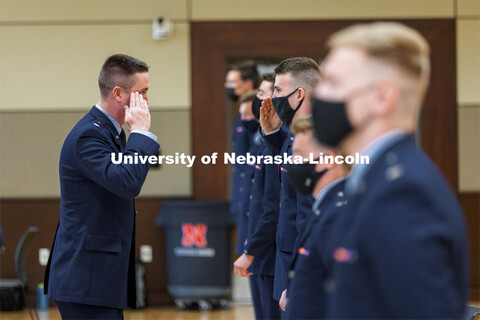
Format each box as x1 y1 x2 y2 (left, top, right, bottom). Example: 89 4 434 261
120 129 127 150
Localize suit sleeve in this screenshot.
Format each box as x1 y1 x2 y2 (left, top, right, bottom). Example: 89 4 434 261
74 128 160 199
262 126 288 155
359 181 466 318
244 164 281 258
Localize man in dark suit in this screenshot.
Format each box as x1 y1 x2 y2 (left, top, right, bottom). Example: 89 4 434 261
226 62 259 219
233 91 261 256
44 54 160 319
279 118 348 319
259 57 321 309
312 22 469 318
233 74 281 320
225 61 259 103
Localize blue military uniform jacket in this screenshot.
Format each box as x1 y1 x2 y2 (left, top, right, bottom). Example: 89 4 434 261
327 134 469 319
263 126 315 299
44 106 160 309
230 114 249 215
286 178 347 319
244 137 281 276
234 125 261 255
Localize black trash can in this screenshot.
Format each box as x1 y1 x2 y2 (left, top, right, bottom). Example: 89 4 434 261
156 200 236 311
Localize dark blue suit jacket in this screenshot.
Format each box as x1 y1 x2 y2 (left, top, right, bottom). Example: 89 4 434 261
327 135 469 319
230 114 249 215
244 141 280 277
286 179 347 319
263 126 315 299
44 106 159 309
234 127 261 255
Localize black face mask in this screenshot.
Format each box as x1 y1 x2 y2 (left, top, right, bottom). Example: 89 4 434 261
225 88 239 102
252 96 262 120
272 88 304 127
241 119 259 134
312 98 353 148
286 163 328 195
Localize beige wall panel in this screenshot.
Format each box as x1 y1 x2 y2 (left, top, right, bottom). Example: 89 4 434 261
457 19 480 105
191 0 454 20
137 110 192 197
0 110 191 198
458 107 480 192
457 0 480 18
0 23 190 112
0 112 78 198
0 0 187 23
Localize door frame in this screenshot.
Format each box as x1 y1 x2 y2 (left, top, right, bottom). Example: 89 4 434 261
191 19 458 199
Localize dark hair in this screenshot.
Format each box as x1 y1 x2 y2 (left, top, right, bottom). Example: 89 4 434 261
230 61 260 88
260 73 275 92
98 54 149 98
274 57 321 93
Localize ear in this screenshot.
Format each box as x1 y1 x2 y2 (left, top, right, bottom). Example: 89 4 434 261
112 86 123 102
374 80 398 117
297 87 306 101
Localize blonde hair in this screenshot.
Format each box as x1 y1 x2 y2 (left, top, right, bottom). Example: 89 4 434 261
328 22 430 94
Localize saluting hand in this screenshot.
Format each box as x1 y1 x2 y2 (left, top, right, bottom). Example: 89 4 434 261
124 92 151 132
233 254 254 277
259 97 282 133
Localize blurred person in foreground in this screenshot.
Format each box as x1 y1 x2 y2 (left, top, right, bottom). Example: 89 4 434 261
279 118 348 319
311 22 469 318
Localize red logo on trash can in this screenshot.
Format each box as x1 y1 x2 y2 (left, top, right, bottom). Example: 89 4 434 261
181 223 208 247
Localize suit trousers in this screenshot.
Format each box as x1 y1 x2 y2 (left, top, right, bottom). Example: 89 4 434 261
55 301 124 319
250 274 281 320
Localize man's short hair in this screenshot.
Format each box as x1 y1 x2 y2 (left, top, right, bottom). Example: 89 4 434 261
274 57 321 94
230 61 260 88
239 90 258 104
98 54 149 98
290 117 312 134
328 22 430 93
260 73 275 92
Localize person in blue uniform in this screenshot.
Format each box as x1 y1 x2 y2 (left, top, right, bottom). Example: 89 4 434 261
278 118 348 319
233 91 262 256
259 57 321 309
44 54 160 319
233 74 281 319
311 22 469 318
225 61 259 103
226 62 259 217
